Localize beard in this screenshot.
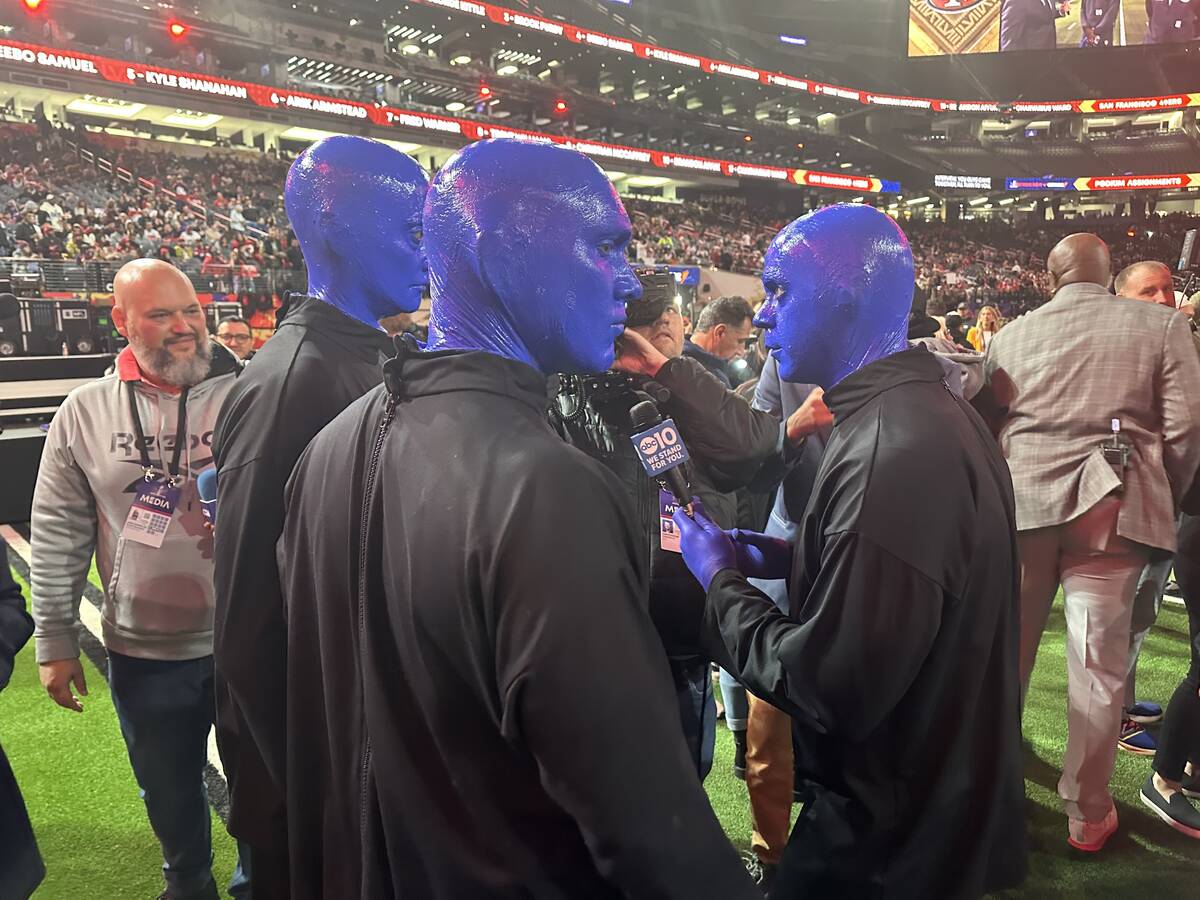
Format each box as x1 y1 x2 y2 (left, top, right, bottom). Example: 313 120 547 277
130 330 213 388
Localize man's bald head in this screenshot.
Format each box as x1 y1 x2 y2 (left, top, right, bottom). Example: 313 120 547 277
1046 233 1111 294
112 258 212 388
1115 260 1175 307
113 258 197 313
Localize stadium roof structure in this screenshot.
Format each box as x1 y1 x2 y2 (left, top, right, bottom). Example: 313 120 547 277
2 0 1198 206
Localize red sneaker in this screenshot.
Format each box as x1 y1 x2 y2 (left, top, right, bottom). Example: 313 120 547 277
1068 806 1118 852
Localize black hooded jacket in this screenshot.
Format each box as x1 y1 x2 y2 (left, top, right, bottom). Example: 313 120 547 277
211 294 393 851
278 344 760 900
702 349 1028 899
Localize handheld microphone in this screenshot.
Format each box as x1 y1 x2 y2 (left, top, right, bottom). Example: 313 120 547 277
197 469 218 527
629 399 693 507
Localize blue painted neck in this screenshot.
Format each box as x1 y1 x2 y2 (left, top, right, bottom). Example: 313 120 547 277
423 256 538 368
305 265 384 331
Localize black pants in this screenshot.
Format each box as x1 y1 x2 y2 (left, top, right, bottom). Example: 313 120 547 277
1153 515 1200 782
0 742 44 900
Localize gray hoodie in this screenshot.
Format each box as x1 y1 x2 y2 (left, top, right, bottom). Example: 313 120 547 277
30 342 238 663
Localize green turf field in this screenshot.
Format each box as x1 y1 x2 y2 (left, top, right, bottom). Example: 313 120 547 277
0 563 1196 897
708 597 1200 898
0 567 236 899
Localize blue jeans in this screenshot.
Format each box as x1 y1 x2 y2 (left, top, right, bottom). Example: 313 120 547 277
671 658 716 781
108 652 249 898
719 667 749 732
1126 540 1178 707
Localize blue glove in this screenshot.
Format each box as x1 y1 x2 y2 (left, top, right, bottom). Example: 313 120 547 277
728 529 793 581
672 507 737 591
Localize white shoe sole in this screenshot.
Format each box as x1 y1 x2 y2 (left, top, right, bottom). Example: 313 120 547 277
1118 742 1157 756
1139 791 1200 840
1127 714 1164 725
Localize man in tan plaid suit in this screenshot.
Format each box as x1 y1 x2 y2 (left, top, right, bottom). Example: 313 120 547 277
985 233 1200 852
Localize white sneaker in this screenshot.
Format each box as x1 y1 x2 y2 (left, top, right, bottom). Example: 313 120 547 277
1068 806 1118 852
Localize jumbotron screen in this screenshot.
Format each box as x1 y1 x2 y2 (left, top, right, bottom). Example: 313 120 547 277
909 0 1197 57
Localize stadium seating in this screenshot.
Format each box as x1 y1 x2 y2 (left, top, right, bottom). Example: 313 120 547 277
3 124 1197 324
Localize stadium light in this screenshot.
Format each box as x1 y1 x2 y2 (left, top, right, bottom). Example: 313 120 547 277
22 0 46 11
479 83 492 99
554 99 568 113
779 34 807 47
168 20 189 39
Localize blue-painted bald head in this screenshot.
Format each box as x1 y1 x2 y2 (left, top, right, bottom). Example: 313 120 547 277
424 139 641 375
284 135 429 327
756 204 913 389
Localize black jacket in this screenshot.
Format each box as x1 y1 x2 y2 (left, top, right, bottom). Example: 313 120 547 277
278 345 760 900
682 339 734 387
1146 0 1197 42
211 294 393 851
703 349 1028 899
1081 0 1119 36
1000 0 1062 50
551 357 779 657
1 544 44 900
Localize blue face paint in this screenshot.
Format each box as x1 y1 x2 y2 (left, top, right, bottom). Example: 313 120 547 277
284 135 430 328
756 204 914 389
424 139 642 375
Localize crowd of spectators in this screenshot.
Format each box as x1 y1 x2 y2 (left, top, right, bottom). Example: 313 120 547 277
2 124 1198 327
906 221 1051 318
626 193 1200 321
626 196 788 276
0 123 302 290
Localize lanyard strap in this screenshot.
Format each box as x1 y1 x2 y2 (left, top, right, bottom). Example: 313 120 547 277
126 382 189 483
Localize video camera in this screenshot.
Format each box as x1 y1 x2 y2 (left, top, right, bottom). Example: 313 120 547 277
626 266 680 329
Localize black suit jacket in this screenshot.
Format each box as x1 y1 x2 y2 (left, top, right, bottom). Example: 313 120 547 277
1146 0 1197 42
1001 0 1063 50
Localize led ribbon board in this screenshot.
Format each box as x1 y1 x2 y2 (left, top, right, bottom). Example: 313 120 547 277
406 0 1200 116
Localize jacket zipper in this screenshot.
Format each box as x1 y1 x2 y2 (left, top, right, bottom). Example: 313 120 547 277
356 392 398 863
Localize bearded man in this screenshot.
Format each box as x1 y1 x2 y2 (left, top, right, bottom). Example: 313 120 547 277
29 259 246 900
